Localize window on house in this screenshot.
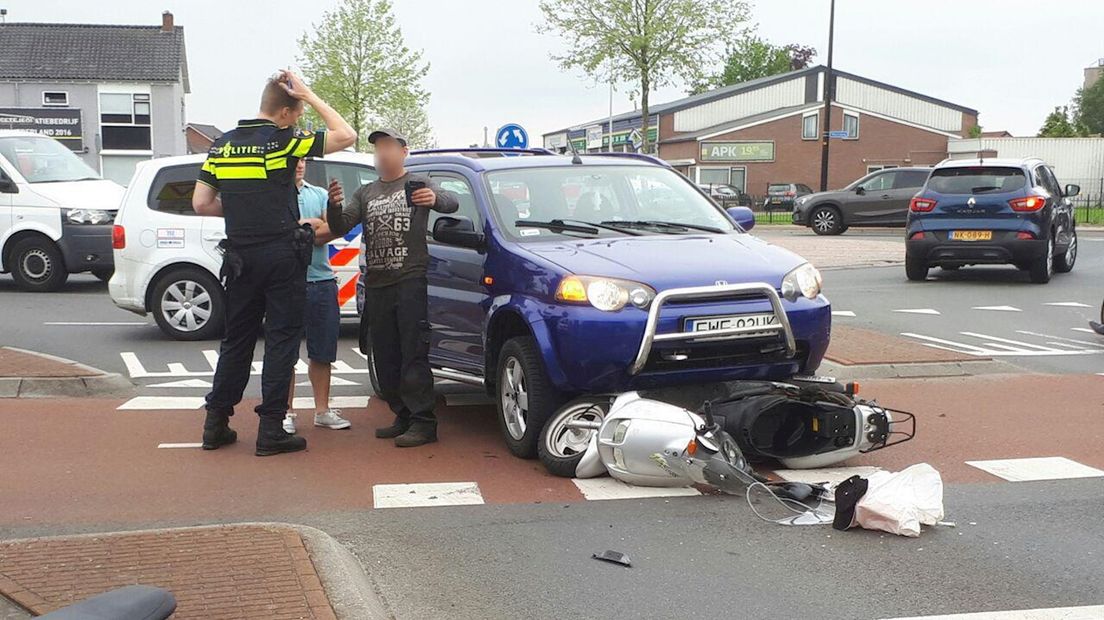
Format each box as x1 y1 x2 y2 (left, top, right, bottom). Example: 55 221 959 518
100 93 152 151
802 113 818 140
42 91 68 106
843 112 859 139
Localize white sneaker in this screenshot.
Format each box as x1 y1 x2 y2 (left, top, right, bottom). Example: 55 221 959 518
282 412 297 435
314 409 351 430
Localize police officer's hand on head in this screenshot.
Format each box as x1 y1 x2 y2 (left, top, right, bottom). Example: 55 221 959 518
327 178 344 206
277 70 316 102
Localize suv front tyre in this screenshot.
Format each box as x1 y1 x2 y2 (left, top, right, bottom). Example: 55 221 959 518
496 336 565 459
810 205 844 236
151 267 225 340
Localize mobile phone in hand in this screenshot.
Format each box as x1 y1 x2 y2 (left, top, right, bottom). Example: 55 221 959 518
404 179 427 208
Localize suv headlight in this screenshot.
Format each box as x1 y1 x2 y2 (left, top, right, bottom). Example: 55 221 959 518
781 263 822 302
64 209 114 225
796 196 808 206
556 275 656 311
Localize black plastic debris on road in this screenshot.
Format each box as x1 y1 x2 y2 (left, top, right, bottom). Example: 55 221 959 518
592 550 632 567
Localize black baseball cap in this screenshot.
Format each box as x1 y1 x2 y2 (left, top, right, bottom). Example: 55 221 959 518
368 128 408 147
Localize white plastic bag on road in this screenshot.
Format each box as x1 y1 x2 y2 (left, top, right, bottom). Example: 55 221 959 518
855 463 944 537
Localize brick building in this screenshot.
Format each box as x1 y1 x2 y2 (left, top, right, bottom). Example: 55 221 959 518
543 66 978 196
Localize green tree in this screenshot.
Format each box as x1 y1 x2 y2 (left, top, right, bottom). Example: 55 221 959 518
538 0 751 153
379 96 436 150
1037 106 1082 137
691 34 816 95
296 0 431 152
1073 79 1104 136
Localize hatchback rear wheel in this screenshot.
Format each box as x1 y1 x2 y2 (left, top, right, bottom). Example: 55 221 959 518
1028 238 1054 284
1054 229 1077 273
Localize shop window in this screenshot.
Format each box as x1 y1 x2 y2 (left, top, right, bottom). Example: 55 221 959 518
802 112 818 140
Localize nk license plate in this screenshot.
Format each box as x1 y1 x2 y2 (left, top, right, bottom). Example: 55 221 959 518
771 197 782 203
685 313 778 333
949 230 992 241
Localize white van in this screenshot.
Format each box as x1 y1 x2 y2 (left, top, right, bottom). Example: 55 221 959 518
109 152 376 340
0 130 126 291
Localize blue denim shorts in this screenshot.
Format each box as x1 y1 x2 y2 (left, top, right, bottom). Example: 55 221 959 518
303 279 340 363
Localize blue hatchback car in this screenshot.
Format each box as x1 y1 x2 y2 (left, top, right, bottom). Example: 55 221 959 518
376 149 831 457
905 157 1080 284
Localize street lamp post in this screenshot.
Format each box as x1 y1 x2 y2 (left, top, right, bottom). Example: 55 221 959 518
819 0 836 192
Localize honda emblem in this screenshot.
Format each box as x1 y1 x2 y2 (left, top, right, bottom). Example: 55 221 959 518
715 280 729 286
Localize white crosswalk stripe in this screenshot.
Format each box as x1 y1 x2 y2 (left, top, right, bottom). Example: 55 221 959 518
884 605 1104 619
903 331 1104 357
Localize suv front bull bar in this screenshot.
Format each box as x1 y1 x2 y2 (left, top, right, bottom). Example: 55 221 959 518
629 283 797 375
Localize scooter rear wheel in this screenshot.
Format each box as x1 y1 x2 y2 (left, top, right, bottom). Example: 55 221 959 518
538 398 608 478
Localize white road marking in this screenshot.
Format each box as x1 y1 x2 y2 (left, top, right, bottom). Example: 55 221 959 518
1043 302 1093 308
965 457 1104 482
1045 341 1088 350
571 477 700 500
959 332 1059 352
147 379 214 388
900 333 992 355
157 442 203 449
295 376 358 387
893 308 941 315
1017 330 1104 349
291 396 367 410
971 305 1021 312
883 604 1104 619
1071 327 1102 335
373 482 485 508
117 396 206 410
121 351 372 379
774 466 883 486
831 310 856 317
43 321 147 326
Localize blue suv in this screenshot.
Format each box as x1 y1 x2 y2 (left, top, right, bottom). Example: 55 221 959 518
905 158 1079 283
375 149 831 457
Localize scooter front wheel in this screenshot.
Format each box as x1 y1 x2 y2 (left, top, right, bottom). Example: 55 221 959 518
539 398 609 478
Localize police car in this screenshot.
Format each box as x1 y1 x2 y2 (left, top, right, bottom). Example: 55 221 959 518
109 152 376 340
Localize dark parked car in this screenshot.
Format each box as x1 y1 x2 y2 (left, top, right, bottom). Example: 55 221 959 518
905 157 1078 284
792 167 931 235
764 183 814 211
698 183 752 207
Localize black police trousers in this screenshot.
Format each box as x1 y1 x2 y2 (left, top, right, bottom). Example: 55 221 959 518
364 277 436 426
206 241 306 419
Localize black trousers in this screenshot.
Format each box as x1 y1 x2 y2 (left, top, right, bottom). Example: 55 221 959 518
365 277 436 425
206 241 306 419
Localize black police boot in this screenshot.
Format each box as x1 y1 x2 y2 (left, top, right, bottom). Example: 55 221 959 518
255 415 307 456
374 416 410 439
202 409 237 450
394 422 438 448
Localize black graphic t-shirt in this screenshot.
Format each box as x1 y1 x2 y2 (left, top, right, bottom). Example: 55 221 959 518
330 173 458 288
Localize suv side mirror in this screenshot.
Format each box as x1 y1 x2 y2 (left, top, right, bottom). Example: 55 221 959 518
1064 183 1080 198
433 216 484 250
854 186 865 195
0 172 17 194
726 206 755 231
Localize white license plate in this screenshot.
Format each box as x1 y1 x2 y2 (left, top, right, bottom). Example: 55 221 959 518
686 313 778 333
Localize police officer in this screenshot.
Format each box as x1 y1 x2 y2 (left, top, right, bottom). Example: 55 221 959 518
193 70 356 456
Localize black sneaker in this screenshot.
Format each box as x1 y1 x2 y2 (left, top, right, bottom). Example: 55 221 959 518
256 417 307 456
394 423 437 448
375 418 410 439
202 410 237 450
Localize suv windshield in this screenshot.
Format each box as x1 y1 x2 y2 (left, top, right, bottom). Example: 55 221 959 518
0 136 101 183
927 167 1025 195
487 165 736 240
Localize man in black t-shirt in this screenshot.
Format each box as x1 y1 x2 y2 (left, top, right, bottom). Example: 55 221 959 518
193 70 356 456
328 129 458 447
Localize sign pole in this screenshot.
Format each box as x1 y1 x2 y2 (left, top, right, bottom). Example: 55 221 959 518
818 0 836 192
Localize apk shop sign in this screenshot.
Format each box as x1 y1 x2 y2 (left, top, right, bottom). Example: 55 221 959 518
0 108 84 151
700 140 774 162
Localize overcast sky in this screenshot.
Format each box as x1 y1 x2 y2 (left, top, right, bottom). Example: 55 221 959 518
7 0 1104 144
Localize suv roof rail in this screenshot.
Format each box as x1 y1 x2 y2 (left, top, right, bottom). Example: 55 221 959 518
584 152 672 168
410 147 556 158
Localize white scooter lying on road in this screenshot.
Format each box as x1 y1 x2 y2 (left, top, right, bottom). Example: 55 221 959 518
538 379 915 484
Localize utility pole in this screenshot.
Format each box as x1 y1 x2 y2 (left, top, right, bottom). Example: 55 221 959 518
818 0 836 192
483 126 489 148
